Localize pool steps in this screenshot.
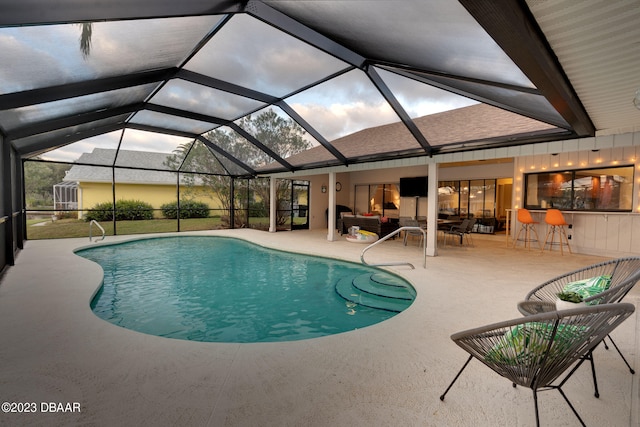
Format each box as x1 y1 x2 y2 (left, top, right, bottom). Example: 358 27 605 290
335 272 415 312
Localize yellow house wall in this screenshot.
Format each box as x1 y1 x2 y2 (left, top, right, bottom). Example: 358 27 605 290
78 182 223 218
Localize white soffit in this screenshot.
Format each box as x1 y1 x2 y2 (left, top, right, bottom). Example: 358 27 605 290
527 0 640 135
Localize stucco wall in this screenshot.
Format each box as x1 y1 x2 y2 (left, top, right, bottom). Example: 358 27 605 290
306 174 351 230
77 182 222 218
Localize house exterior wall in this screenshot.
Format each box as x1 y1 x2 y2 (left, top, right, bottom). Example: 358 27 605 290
287 131 640 257
349 165 428 218
77 182 222 218
307 173 351 230
513 142 640 257
344 163 514 219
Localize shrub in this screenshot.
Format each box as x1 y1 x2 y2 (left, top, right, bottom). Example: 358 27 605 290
160 200 210 219
248 200 268 217
56 211 77 220
85 200 154 221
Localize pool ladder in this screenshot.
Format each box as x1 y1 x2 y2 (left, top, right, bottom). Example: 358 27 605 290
360 226 426 269
89 220 105 242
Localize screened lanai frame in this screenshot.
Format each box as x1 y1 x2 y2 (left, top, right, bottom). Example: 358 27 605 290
1 1 596 268
1 1 593 168
22 154 288 239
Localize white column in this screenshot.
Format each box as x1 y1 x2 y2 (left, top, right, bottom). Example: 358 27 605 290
269 177 277 233
426 162 438 256
327 172 337 241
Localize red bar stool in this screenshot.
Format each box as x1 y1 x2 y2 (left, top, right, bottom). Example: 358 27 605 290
513 208 541 250
542 209 572 255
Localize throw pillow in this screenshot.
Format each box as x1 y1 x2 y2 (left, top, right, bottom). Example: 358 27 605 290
561 275 612 305
485 322 584 365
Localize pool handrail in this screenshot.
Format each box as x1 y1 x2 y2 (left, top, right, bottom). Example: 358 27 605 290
360 226 426 269
89 220 105 242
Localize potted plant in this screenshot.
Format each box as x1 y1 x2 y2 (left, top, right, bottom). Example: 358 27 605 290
556 291 586 310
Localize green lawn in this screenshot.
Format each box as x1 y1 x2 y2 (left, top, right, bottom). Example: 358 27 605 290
25 216 304 240
27 217 225 240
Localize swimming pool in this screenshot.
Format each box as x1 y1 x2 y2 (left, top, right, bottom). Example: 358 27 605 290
79 236 415 343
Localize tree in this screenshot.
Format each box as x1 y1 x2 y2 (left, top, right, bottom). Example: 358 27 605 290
78 23 92 58
23 160 70 208
165 109 311 226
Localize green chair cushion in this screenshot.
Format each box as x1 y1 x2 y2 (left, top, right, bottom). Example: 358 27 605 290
485 322 584 365
562 275 611 305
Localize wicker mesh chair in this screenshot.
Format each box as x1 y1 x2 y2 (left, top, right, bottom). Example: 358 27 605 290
520 257 640 308
440 303 635 427
518 257 640 397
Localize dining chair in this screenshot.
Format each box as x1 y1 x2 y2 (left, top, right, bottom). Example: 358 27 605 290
444 218 473 246
403 219 424 247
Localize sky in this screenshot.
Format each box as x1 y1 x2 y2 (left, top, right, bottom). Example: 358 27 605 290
0 11 506 165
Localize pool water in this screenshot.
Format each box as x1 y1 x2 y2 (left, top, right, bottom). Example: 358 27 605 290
79 236 415 343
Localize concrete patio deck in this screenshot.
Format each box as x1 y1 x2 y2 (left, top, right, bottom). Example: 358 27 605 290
0 229 638 426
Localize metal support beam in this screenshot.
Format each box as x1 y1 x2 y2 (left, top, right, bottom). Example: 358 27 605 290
8 103 145 140
229 178 235 229
196 135 256 177
426 162 438 257
379 65 572 130
459 0 595 137
269 177 277 233
146 103 227 126
327 172 337 241
0 0 243 26
228 123 295 172
277 101 349 165
176 69 279 104
367 66 432 155
246 1 366 68
13 122 128 157
2 134 16 266
0 68 177 110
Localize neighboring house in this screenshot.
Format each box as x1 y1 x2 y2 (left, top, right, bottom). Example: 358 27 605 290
61 148 221 218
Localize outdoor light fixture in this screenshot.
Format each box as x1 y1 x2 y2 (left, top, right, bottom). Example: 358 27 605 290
321 184 327 193
634 88 640 110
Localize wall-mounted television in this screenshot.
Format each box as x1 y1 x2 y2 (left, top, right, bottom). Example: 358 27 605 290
400 176 428 197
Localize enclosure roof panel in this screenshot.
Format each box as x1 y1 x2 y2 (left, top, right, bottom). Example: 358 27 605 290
3 0 631 177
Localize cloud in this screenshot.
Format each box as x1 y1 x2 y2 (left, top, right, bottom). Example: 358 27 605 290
285 68 475 141
40 130 192 163
117 129 192 153
376 68 479 117
0 26 82 92
5 13 487 166
291 100 398 142
40 132 121 163
183 14 349 97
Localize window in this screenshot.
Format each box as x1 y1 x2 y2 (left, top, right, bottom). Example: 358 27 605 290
524 166 634 211
438 179 496 219
354 184 400 217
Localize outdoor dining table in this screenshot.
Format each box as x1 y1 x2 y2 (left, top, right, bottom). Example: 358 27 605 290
437 219 461 226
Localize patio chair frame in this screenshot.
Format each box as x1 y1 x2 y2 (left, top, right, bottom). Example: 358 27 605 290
519 257 640 397
443 218 475 246
440 303 636 427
